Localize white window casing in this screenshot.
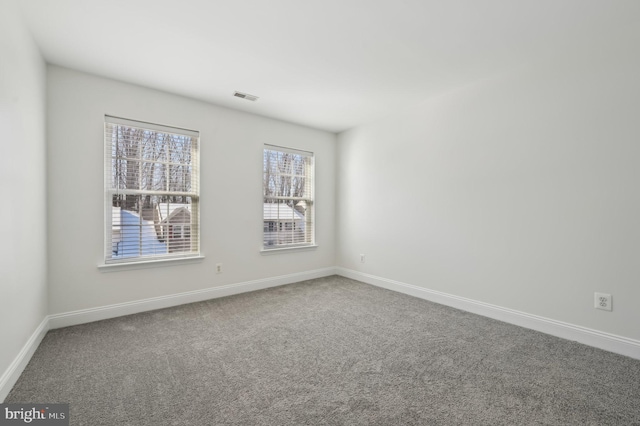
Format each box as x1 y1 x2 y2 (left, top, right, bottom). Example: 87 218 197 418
104 115 200 264
263 144 314 249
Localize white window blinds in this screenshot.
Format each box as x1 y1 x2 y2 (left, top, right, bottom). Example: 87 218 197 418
104 116 200 263
263 145 314 248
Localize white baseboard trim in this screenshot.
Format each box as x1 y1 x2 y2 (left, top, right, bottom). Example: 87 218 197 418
0 317 49 402
336 267 640 360
49 267 337 329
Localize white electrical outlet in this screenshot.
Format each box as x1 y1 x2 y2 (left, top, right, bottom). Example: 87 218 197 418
594 292 612 311
216 263 223 274
360 254 365 263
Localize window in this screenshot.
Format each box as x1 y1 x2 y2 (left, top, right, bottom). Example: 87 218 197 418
263 145 314 249
104 116 200 264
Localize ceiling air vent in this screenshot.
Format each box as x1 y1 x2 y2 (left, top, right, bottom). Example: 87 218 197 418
233 91 259 102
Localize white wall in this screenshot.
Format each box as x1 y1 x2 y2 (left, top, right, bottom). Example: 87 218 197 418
47 66 336 315
337 31 640 341
0 0 48 394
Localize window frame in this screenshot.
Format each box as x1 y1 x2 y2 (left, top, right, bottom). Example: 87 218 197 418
103 115 201 265
262 144 315 250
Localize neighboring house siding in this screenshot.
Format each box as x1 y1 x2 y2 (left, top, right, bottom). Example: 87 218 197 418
157 203 192 253
263 203 305 246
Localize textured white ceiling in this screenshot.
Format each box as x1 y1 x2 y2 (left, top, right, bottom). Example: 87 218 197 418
17 0 640 132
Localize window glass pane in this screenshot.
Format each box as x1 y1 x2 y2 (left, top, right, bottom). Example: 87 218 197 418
113 126 141 159
169 163 191 192
109 194 168 259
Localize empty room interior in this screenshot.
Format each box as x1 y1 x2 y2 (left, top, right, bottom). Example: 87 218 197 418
1 0 640 424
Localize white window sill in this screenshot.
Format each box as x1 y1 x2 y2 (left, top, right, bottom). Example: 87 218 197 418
98 255 205 272
260 245 318 255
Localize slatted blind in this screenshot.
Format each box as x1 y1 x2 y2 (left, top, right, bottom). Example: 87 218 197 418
104 116 200 263
263 145 314 248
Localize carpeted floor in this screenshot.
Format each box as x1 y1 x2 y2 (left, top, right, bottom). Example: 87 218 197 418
7 275 640 425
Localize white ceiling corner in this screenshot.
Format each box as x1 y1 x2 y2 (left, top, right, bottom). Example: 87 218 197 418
16 0 640 133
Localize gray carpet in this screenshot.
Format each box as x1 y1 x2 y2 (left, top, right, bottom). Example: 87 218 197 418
7 276 640 425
